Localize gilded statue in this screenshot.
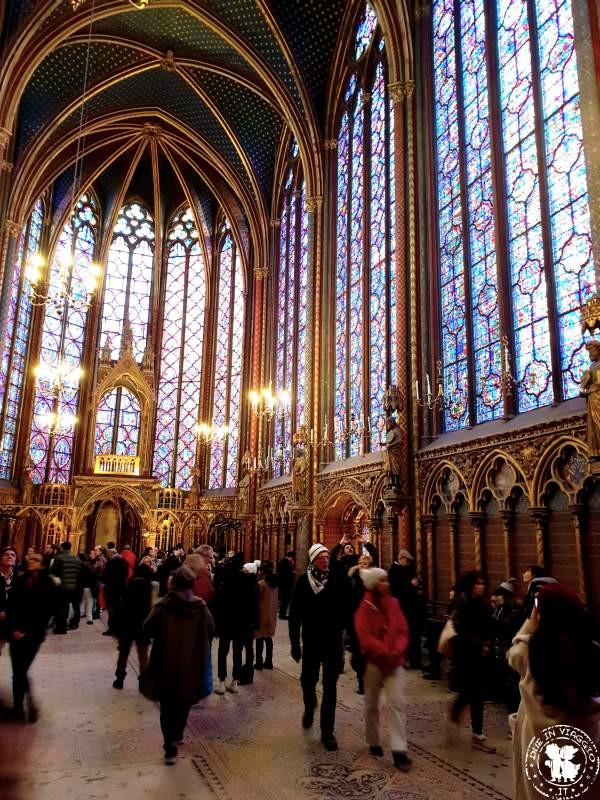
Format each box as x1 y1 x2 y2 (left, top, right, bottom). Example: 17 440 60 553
580 340 600 462
382 416 402 486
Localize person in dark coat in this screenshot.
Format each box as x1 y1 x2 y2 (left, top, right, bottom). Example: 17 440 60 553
141 565 214 765
213 553 259 694
276 551 295 619
6 552 58 721
521 565 557 617
388 549 425 669
0 546 17 641
449 570 496 753
491 579 525 711
50 541 81 633
102 549 129 635
112 563 155 690
289 543 351 752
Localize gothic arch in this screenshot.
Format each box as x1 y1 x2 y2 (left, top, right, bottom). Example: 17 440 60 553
532 437 590 508
421 461 469 515
72 482 153 536
471 451 530 512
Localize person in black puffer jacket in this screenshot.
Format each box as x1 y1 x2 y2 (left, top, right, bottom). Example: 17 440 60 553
111 563 156 690
50 541 81 633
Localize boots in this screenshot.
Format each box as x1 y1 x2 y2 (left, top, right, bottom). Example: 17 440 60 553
255 658 264 670
263 658 273 670
112 671 126 690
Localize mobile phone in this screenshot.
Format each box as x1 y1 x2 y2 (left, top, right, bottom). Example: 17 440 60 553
534 596 539 608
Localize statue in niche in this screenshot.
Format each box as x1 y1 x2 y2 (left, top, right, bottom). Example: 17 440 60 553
291 428 309 507
20 457 34 506
382 416 403 487
580 340 600 465
238 453 251 515
186 467 201 509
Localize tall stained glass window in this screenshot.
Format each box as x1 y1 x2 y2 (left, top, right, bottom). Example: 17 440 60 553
0 199 44 479
209 222 245 489
153 208 207 489
334 3 396 460
273 143 308 477
433 0 594 430
29 194 98 483
94 387 140 456
100 202 154 361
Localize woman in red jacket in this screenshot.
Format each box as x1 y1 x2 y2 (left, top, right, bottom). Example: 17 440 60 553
354 567 411 771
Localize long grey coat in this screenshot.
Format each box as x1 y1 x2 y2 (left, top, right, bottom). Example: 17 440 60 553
142 590 214 704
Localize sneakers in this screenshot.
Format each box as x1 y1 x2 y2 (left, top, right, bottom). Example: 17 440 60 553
86 620 94 625
112 676 125 690
472 734 496 753
263 660 273 670
392 752 412 771
255 660 264 671
214 681 226 695
226 679 239 694
164 745 177 766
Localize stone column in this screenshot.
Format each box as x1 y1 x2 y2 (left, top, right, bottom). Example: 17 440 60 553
0 218 20 348
470 513 485 571
367 516 383 566
530 508 547 567
448 515 458 589
500 510 513 579
422 514 435 600
570 505 587 603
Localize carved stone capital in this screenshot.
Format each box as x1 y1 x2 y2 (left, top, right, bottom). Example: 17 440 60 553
305 195 322 213
324 139 338 150
141 122 162 138
0 127 11 147
4 219 20 237
1 160 13 173
270 218 281 228
404 80 415 99
160 50 177 72
253 265 268 279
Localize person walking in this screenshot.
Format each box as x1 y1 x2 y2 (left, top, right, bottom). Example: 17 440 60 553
78 553 96 625
141 565 214 765
255 561 278 670
50 541 81 633
0 547 17 633
102 548 128 635
448 570 496 753
112 562 155 690
388 550 425 669
121 543 137 581
507 583 600 800
276 551 295 620
288 543 350 751
6 552 58 721
354 568 411 771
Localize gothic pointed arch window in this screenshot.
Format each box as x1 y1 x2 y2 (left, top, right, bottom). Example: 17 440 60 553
100 202 154 362
273 140 309 476
153 208 207 489
209 221 245 489
432 0 594 430
334 3 396 460
29 194 99 484
0 198 44 479
94 386 141 456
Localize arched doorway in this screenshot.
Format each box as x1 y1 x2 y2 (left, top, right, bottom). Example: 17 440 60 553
91 497 142 554
320 492 370 554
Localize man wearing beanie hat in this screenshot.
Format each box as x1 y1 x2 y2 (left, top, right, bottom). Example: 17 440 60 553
141 564 214 765
289 542 351 751
354 568 411 771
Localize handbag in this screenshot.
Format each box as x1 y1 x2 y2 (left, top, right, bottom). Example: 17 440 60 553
437 617 457 658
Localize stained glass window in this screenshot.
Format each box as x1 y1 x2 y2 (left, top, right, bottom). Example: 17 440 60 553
29 194 98 483
153 208 207 489
433 0 594 429
94 387 140 456
209 226 245 489
274 150 308 477
0 199 44 479
100 202 154 362
334 6 395 460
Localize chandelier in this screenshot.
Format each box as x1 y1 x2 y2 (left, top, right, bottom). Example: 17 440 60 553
34 361 83 433
26 252 102 313
248 386 291 420
71 0 151 9
197 422 229 444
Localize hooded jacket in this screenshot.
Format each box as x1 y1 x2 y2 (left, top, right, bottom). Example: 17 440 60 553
354 590 409 674
141 590 214 703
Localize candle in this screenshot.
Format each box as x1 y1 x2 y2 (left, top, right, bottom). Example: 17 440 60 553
324 421 328 440
415 379 420 401
426 373 432 399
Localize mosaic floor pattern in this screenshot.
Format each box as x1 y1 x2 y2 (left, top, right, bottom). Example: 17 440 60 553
0 616 513 800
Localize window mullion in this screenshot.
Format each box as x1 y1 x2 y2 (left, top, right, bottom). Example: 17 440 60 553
171 248 190 487
345 100 353 460
526 0 562 403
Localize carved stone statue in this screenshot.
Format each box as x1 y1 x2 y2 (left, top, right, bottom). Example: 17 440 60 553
291 439 309 507
581 340 600 464
382 416 402 487
20 458 34 505
186 467 201 508
238 453 251 515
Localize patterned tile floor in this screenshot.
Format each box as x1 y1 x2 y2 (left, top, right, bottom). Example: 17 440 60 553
0 617 514 800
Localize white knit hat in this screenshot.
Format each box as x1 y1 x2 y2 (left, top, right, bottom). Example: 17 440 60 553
308 543 328 563
360 568 388 590
243 562 257 574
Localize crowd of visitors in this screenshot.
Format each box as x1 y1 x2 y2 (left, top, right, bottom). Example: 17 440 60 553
0 534 598 797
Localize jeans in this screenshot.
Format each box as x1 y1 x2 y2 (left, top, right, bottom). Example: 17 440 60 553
81 587 94 623
10 635 43 712
217 636 243 682
159 697 191 751
255 637 273 664
300 641 342 738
